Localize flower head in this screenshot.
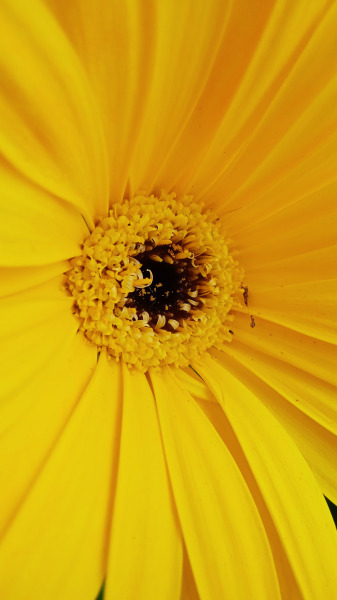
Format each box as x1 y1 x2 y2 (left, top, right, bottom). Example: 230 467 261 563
1 1 337 599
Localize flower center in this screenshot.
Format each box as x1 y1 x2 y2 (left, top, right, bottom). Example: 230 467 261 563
65 192 243 371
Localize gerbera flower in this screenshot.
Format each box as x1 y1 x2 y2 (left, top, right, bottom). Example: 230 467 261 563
1 0 337 598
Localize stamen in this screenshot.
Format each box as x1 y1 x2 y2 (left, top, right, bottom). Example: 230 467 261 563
64 191 243 372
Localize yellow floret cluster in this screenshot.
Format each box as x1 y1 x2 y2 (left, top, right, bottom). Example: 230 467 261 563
65 191 243 371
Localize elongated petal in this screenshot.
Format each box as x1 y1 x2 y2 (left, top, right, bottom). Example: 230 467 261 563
105 366 182 600
0 0 108 224
151 367 280 600
48 0 233 198
174 367 216 403
0 278 77 403
0 263 69 296
0 350 121 600
217 332 337 503
231 313 337 391
195 354 337 598
0 165 88 266
191 1 337 208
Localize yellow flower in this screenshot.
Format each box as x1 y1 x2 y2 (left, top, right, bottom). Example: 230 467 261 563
1 0 337 599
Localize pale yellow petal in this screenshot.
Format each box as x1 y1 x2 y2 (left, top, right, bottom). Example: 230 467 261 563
151 367 280 600
0 350 121 600
195 354 337 598
0 0 108 223
105 365 182 600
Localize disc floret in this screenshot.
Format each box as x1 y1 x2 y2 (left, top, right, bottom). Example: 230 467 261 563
65 191 243 371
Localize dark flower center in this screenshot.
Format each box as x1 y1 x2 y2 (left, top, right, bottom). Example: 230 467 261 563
126 246 200 330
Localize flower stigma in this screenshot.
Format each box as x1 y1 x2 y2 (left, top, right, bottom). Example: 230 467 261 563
65 192 243 371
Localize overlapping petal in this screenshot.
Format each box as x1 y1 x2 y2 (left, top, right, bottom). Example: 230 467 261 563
151 367 280 599
104 367 182 600
195 354 337 598
0 350 121 600
0 0 336 598
0 0 108 227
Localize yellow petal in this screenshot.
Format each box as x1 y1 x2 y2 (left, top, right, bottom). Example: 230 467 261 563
232 312 337 390
230 180 337 257
48 0 152 202
216 328 337 502
127 1 233 194
195 354 337 598
0 263 69 296
105 365 182 600
174 366 216 403
0 350 121 600
0 0 108 224
180 545 201 600
0 277 77 403
245 279 337 343
190 1 337 209
151 367 280 600
48 0 234 198
0 165 88 266
156 0 275 195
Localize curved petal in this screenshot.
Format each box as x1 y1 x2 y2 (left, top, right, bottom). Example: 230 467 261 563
0 350 121 600
151 367 280 600
195 354 337 598
190 0 337 209
174 367 216 403
48 0 234 199
154 0 276 195
0 0 108 224
105 366 182 600
245 279 337 344
47 0 155 202
215 331 337 503
0 277 78 403
0 164 88 266
0 263 70 296
231 312 337 390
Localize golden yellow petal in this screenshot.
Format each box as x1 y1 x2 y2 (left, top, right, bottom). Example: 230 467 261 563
48 0 233 198
245 279 337 343
0 0 108 223
195 354 337 598
0 277 77 404
0 263 69 296
105 365 182 600
180 545 201 600
174 367 216 403
191 1 337 210
0 165 88 266
151 367 280 600
0 350 121 600
232 313 337 390
156 0 275 195
216 328 337 502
